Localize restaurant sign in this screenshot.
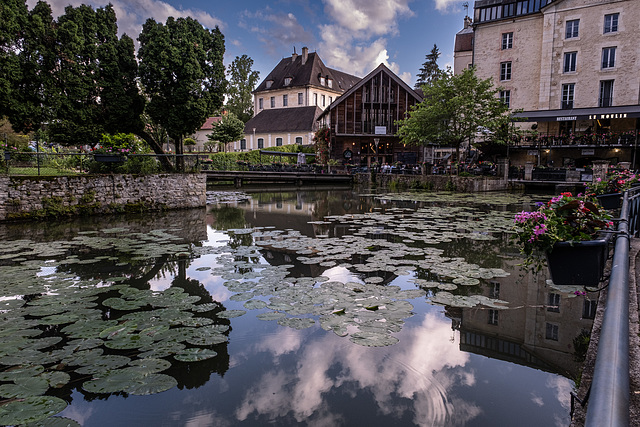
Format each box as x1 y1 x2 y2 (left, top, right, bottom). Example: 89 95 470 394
588 113 628 120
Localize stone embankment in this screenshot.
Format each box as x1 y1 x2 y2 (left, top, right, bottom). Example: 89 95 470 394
0 173 206 221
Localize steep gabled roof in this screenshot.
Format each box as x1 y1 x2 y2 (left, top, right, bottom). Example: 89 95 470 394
254 52 360 94
244 106 324 134
200 116 222 130
324 63 422 115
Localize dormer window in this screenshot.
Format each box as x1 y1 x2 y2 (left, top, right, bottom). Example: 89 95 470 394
319 76 326 86
327 78 332 88
284 77 292 86
266 80 273 89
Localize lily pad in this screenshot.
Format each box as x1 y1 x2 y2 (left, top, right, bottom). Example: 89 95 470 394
0 396 67 425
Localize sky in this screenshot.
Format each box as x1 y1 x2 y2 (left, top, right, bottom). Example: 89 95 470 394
30 0 471 87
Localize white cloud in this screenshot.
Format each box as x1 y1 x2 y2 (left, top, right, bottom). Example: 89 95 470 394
323 0 413 38
28 0 224 40
434 0 467 14
317 0 415 78
239 8 314 56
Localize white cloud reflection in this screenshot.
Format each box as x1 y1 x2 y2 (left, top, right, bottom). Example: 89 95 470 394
235 312 481 426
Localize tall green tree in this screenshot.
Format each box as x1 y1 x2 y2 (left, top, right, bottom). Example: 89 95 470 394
415 44 442 89
207 112 245 153
397 67 511 163
226 55 259 123
138 16 226 167
1 0 57 134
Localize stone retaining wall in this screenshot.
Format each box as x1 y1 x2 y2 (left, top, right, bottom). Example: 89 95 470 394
0 173 206 221
373 173 510 192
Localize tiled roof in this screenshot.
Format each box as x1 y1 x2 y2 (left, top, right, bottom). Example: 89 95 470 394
244 106 324 134
200 117 222 130
454 29 474 52
254 52 360 94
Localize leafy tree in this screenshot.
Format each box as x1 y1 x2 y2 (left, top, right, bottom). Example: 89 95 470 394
207 113 245 153
138 16 226 169
397 67 511 165
415 44 442 89
226 55 260 123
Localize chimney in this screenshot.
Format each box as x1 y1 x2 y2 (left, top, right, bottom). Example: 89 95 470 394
301 46 308 65
292 46 298 63
464 16 472 29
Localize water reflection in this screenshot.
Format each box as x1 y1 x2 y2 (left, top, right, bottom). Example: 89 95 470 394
0 190 591 426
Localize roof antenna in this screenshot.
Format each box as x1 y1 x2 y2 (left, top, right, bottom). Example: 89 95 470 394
463 2 469 16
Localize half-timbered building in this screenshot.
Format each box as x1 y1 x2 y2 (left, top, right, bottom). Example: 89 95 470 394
318 64 424 167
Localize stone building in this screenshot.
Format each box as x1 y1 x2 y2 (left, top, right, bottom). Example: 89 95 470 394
239 47 360 152
318 63 423 167
457 0 640 167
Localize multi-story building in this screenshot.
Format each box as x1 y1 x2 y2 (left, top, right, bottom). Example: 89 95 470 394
456 0 640 168
318 63 423 167
238 47 360 152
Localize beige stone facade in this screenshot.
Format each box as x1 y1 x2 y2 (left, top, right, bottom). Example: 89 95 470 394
463 0 640 167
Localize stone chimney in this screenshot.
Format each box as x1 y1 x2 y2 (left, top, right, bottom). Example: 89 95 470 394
464 16 472 29
292 46 298 63
301 46 308 65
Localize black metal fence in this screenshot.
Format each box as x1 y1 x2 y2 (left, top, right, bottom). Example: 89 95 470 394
1 152 205 176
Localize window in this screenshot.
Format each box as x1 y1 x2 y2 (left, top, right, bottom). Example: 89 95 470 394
270 97 275 108
583 299 597 319
298 93 303 105
488 310 499 325
604 13 619 34
295 137 303 144
566 19 579 38
545 323 559 341
489 282 500 299
327 79 333 88
322 95 326 107
320 76 326 86
314 93 318 105
500 62 512 81
502 32 513 50
258 98 263 110
499 90 510 107
329 96 333 104
284 77 292 85
257 138 264 149
547 293 560 312
563 52 577 73
276 137 282 147
602 47 616 69
562 83 575 109
265 80 273 89
283 94 288 107
240 139 246 150
599 80 614 107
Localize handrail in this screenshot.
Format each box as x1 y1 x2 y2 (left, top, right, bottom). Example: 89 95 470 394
584 189 634 427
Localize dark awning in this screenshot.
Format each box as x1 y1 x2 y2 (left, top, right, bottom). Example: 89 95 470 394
512 105 640 122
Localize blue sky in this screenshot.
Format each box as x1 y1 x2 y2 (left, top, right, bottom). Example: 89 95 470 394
35 0 470 87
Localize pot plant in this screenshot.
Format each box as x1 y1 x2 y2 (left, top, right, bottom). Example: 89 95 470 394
513 192 613 286
585 170 638 209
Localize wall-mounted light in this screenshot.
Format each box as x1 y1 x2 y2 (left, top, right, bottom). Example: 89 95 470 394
545 149 550 153
614 148 620 152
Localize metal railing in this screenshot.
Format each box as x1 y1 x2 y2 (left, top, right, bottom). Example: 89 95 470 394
583 187 640 426
1 152 204 176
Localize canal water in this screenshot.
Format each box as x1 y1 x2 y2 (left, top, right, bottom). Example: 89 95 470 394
0 188 593 426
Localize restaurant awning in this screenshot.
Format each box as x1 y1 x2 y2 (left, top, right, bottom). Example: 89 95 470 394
512 105 640 122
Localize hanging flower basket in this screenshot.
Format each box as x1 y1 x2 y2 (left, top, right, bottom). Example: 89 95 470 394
596 193 621 210
545 233 611 286
94 154 125 163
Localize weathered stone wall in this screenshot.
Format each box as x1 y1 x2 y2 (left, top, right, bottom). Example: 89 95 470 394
374 173 510 192
0 173 206 221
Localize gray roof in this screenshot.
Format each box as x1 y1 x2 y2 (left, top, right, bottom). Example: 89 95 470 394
245 106 324 133
254 52 360 94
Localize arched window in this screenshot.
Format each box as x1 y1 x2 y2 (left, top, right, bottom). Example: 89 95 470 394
295 137 303 144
